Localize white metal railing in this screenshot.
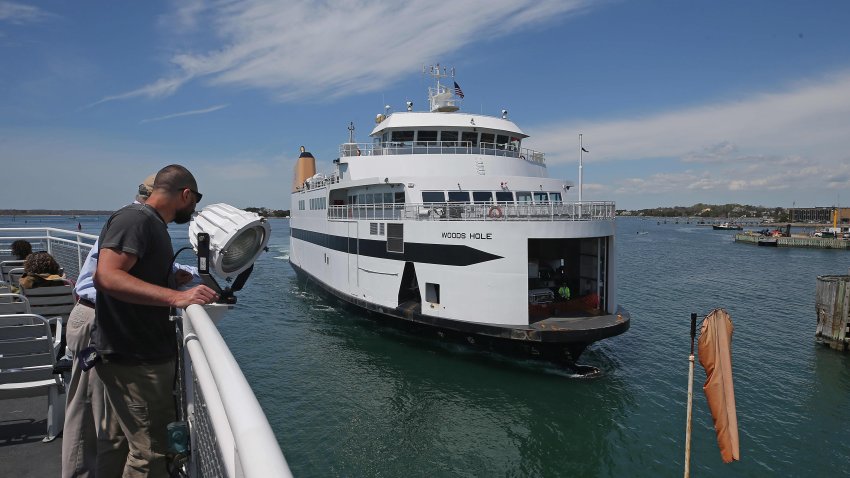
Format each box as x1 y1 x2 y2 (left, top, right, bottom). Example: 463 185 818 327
339 141 546 165
327 201 615 222
181 304 293 478
0 227 97 280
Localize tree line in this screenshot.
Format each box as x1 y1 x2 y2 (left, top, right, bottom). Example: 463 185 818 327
244 207 290 218
618 203 789 221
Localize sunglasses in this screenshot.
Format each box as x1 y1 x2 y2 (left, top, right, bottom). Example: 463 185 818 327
182 188 203 203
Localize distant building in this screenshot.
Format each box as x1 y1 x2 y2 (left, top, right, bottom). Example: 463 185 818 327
790 207 850 224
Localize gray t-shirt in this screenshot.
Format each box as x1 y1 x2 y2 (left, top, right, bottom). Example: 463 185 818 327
92 203 176 362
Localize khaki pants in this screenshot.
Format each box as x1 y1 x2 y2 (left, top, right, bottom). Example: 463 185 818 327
96 359 176 478
62 303 128 478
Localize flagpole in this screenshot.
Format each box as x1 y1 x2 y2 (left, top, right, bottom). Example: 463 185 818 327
579 133 584 203
684 312 697 478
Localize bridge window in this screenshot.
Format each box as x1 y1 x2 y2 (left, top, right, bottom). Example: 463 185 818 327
533 191 549 204
383 193 393 204
472 191 493 203
417 130 438 143
517 191 532 203
480 133 495 145
495 191 514 203
394 192 405 203
549 192 562 203
496 135 509 145
422 191 445 203
440 131 458 144
391 130 414 144
461 131 478 147
448 191 470 203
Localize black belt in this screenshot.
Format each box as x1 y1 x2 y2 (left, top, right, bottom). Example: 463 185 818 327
78 298 95 309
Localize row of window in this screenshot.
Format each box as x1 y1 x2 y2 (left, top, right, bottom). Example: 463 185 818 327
348 192 405 205
422 190 563 204
310 197 327 210
378 130 521 148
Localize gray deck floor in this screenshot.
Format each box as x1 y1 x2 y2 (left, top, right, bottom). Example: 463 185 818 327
0 395 62 477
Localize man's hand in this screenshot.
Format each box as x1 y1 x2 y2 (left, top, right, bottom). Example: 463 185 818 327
174 269 194 286
171 285 219 308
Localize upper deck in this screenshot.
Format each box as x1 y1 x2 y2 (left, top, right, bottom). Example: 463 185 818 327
338 140 545 165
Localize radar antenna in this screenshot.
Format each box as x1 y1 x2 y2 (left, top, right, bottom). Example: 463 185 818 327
424 63 460 113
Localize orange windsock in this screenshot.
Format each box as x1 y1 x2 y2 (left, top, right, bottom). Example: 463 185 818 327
698 308 740 463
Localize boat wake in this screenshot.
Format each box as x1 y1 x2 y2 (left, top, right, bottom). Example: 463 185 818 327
310 304 337 313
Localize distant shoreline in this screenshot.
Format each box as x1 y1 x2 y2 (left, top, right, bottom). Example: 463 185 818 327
0 210 113 216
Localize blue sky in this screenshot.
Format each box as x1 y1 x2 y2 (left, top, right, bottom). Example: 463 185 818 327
2 0 850 211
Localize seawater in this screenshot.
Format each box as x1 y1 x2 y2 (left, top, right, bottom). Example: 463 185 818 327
3 215 849 477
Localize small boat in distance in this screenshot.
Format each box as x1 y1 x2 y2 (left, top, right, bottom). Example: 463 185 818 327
713 222 743 231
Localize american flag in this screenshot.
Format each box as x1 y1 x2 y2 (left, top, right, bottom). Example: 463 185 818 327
454 81 464 99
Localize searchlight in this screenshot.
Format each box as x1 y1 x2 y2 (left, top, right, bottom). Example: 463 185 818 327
188 203 271 304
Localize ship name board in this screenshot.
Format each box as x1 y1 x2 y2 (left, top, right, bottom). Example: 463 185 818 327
441 231 493 240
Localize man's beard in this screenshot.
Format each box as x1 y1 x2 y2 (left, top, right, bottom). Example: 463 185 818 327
174 207 193 224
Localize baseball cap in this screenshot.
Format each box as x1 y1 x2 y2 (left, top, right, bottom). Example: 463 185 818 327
138 174 156 198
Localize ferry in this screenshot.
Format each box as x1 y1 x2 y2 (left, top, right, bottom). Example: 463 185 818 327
289 65 630 372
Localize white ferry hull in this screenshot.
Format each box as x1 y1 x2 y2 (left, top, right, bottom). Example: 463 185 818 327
289 209 630 367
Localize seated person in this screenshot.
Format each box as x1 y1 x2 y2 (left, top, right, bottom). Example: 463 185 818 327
18 251 67 289
11 239 32 260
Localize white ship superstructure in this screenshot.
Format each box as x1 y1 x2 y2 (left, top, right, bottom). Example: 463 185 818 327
289 65 629 370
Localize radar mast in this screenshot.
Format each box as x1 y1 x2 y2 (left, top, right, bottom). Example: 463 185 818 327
425 63 460 112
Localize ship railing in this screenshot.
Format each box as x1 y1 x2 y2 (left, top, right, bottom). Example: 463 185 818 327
339 141 545 164
327 201 615 221
0 227 292 478
181 305 293 478
300 172 341 192
0 227 97 280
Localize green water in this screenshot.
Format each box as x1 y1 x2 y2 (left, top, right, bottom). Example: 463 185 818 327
228 218 850 477
4 215 849 476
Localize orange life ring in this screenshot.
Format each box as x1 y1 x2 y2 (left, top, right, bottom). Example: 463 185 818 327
488 206 503 219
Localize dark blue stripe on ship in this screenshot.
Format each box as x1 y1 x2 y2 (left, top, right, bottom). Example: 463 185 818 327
291 228 502 266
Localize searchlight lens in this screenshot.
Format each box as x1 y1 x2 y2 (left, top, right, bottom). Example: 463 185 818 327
221 226 265 274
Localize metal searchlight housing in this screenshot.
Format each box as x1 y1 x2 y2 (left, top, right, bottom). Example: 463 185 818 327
189 203 271 303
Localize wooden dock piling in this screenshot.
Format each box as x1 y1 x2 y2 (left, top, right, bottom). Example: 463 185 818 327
815 275 850 351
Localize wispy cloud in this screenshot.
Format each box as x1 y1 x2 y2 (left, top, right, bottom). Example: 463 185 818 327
93 0 589 106
140 104 228 124
87 76 191 108
0 1 52 24
532 70 850 203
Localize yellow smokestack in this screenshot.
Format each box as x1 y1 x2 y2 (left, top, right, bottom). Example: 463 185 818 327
292 146 316 192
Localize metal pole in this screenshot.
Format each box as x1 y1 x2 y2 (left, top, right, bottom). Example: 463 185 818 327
579 133 584 203
684 312 697 478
